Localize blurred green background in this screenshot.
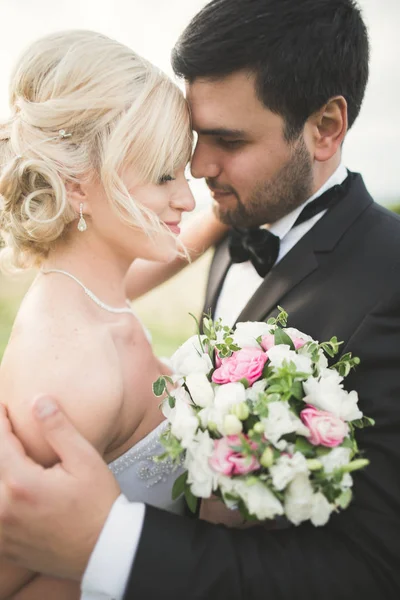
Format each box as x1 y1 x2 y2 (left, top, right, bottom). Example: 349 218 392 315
1 203 399 362
0 251 213 362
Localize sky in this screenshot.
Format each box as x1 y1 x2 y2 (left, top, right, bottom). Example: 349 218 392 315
0 0 398 204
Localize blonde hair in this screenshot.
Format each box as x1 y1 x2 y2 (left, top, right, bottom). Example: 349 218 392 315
0 30 192 270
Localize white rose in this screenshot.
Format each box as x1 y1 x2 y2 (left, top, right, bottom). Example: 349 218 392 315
185 373 214 408
167 388 199 448
284 472 314 525
267 345 313 375
303 373 363 421
233 480 284 520
185 430 217 498
217 475 240 509
233 321 273 348
171 335 213 376
340 473 354 490
310 492 333 526
246 379 268 402
297 344 328 370
270 451 309 491
162 386 190 420
319 447 352 474
261 402 310 448
197 382 246 432
214 381 246 410
320 368 343 384
283 327 316 344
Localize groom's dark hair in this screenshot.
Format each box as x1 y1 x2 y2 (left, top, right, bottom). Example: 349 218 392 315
172 0 369 140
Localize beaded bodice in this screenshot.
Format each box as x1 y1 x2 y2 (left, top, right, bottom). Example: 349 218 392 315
108 420 185 514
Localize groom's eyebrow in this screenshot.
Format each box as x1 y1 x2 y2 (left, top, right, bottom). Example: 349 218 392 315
195 127 247 137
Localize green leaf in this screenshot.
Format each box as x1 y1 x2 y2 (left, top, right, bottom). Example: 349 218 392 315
341 437 354 449
276 306 288 327
153 377 167 397
244 414 259 431
262 364 274 378
172 471 188 500
315 446 332 457
290 380 303 401
185 485 198 513
168 395 176 409
266 393 281 403
352 416 375 429
337 489 353 509
294 436 316 458
239 377 250 389
274 328 295 350
340 459 370 473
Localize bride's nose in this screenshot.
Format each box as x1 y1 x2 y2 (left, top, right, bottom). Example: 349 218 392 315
171 179 196 213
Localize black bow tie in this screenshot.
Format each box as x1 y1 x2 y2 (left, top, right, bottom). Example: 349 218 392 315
228 174 351 277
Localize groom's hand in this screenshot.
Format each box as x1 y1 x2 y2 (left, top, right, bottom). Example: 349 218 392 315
0 396 121 580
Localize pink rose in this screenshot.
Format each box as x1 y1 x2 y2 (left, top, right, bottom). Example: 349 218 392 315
214 348 222 368
212 347 268 386
209 435 260 476
300 405 349 447
261 334 306 351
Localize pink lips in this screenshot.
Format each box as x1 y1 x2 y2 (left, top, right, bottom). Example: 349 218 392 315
164 222 181 235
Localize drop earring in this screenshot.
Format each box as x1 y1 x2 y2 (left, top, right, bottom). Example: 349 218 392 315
77 203 87 232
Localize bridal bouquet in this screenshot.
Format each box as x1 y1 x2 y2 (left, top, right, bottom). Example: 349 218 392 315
154 308 373 527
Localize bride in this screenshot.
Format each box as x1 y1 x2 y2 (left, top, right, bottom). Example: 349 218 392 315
0 30 225 599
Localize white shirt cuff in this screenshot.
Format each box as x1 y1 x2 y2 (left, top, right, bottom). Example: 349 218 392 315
81 495 145 600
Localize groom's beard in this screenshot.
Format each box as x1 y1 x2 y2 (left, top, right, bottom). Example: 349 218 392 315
209 137 314 228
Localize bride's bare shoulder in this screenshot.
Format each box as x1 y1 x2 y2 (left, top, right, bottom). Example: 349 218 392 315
0 296 123 467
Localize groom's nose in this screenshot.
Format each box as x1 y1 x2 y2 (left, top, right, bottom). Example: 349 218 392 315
190 141 220 180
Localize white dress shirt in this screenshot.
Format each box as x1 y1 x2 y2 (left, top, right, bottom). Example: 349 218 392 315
81 163 348 600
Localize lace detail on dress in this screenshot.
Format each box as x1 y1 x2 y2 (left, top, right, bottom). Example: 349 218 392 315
109 421 176 488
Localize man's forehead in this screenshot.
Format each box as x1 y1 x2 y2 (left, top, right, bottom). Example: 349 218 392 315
186 77 277 136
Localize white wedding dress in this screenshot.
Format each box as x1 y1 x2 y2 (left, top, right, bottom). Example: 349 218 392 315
108 419 185 514
80 421 185 599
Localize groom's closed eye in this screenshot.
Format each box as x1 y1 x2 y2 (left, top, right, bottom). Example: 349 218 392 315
216 138 245 149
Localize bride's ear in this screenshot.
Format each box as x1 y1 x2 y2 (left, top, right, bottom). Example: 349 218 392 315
307 96 348 162
65 179 92 216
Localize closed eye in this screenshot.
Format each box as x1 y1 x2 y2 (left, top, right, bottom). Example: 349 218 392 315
217 138 244 149
158 174 176 184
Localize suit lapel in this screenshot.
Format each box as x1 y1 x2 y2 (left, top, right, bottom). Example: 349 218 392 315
236 235 318 322
231 173 373 323
203 235 232 315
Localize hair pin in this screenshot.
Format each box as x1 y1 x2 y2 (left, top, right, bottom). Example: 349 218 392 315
0 129 72 168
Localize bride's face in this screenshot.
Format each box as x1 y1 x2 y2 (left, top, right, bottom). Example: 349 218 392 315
81 164 195 264
123 165 196 262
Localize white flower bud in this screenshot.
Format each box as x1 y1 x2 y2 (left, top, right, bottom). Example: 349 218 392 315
306 459 323 471
260 447 274 468
222 414 243 435
231 402 250 421
253 421 265 434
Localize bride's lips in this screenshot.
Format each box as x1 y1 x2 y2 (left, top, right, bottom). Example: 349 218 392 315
164 222 181 235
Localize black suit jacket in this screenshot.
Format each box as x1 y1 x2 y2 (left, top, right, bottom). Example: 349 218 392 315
125 174 400 600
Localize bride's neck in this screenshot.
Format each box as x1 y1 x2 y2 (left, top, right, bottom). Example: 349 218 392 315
42 230 133 306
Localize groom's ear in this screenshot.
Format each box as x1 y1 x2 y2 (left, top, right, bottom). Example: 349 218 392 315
308 96 348 162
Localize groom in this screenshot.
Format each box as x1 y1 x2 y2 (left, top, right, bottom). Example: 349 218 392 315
1 1 400 599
